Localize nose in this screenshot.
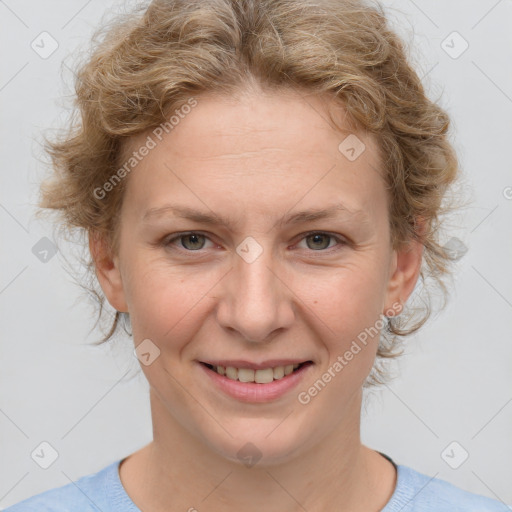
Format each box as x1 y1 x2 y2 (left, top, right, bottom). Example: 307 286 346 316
215 243 295 343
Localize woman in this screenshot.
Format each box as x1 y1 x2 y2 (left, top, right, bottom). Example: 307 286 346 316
5 0 508 510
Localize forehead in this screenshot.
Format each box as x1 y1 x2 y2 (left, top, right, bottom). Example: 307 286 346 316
146 90 374 158
120 90 386 222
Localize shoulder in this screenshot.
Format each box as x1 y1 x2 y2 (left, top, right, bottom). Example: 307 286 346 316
383 464 509 512
2 460 121 512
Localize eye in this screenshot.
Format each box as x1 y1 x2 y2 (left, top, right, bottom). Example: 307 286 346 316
162 231 346 254
164 232 214 251
296 231 346 252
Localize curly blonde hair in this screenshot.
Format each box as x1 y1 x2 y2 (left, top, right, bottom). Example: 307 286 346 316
40 0 462 385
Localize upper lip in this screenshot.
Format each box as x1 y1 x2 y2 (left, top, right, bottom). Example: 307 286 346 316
199 359 312 370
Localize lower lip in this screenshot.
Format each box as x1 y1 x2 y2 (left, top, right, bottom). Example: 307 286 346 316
198 362 312 403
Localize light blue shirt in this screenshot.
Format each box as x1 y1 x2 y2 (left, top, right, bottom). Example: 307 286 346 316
3 458 509 511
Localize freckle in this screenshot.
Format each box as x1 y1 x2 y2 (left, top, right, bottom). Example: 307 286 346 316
313 300 318 304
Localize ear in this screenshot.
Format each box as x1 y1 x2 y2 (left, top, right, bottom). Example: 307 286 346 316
89 231 129 313
383 220 425 316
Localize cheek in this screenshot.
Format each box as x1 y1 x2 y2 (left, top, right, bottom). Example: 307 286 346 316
297 264 387 379
123 256 220 343
123 244 388 358
302 265 386 333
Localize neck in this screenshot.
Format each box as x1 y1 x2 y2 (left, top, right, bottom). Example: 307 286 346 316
119 389 396 512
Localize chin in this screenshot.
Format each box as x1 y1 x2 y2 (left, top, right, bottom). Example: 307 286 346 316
202 421 310 468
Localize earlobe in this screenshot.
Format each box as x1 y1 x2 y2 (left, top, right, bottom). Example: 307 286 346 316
383 238 424 316
88 231 129 313
383 217 427 315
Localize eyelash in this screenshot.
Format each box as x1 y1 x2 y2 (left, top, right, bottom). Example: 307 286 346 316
162 231 347 254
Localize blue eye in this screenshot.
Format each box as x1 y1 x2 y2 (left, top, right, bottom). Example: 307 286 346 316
163 231 346 253
165 232 213 251
298 232 345 251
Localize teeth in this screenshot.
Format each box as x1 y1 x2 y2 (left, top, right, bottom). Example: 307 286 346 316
238 368 255 382
208 363 305 383
225 366 238 380
273 366 285 379
255 368 274 384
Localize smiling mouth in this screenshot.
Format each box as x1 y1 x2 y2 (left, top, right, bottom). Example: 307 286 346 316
200 361 312 383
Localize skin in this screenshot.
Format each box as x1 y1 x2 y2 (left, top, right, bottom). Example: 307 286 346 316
91 86 423 512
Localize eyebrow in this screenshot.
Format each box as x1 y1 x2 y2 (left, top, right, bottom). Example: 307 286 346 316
142 203 369 229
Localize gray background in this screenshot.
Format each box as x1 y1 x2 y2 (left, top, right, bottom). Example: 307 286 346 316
1 0 511 508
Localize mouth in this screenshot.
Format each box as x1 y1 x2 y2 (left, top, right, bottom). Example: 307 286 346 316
200 361 313 384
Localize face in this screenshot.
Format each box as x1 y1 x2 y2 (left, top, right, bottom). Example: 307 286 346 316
93 88 421 466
